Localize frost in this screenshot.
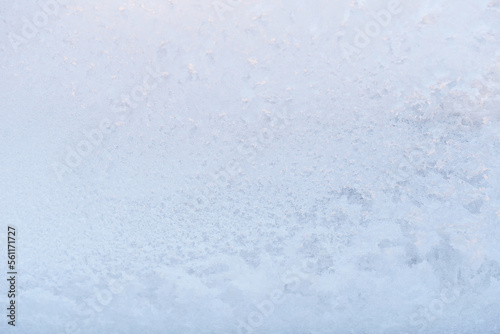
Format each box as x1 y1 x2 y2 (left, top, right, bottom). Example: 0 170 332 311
1 0 500 333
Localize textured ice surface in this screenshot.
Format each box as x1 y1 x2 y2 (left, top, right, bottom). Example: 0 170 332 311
0 0 499 333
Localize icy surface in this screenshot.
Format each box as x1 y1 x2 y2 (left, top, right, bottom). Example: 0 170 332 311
0 0 500 333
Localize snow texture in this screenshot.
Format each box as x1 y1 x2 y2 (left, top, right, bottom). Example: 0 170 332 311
0 0 499 333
